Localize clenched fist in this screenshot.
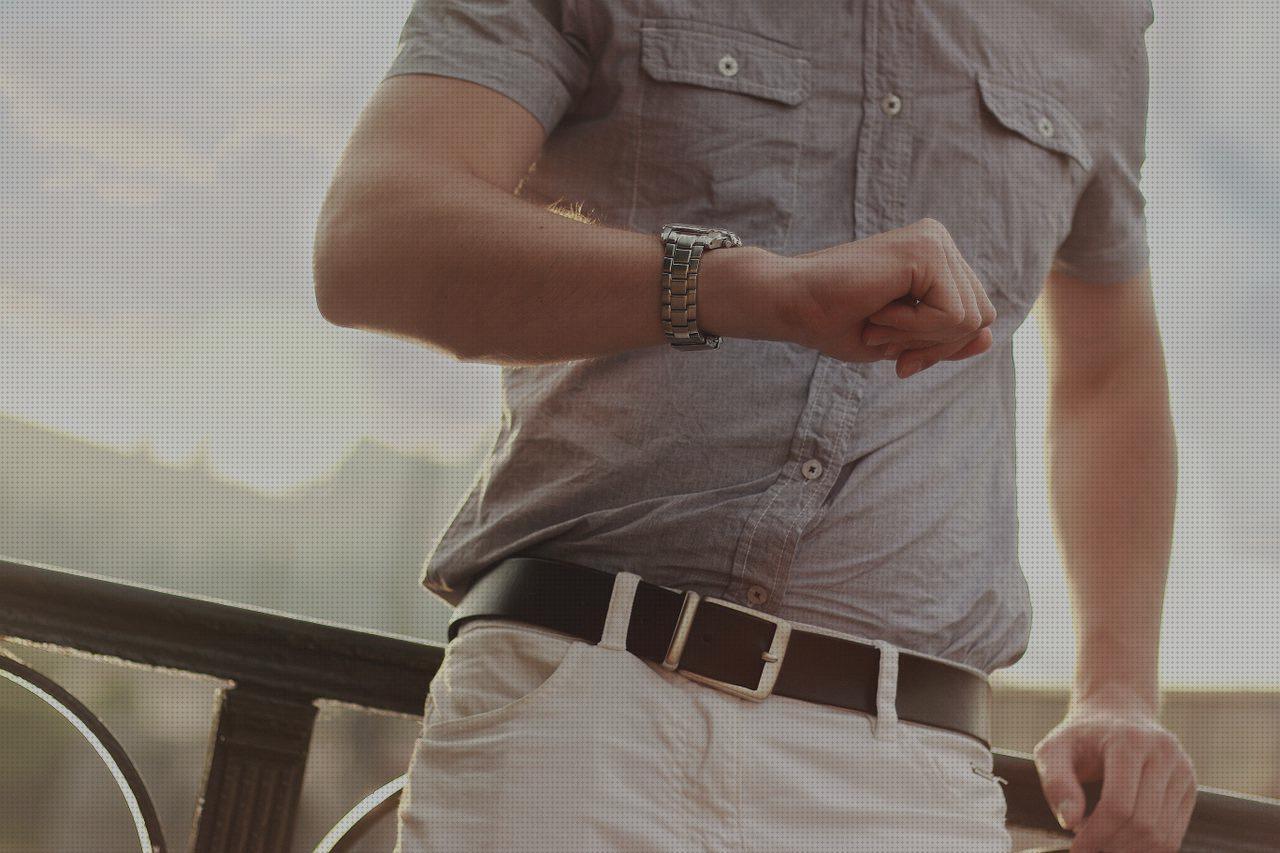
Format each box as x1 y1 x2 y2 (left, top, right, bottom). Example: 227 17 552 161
784 218 997 375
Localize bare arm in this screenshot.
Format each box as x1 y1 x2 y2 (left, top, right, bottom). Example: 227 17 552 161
314 75 997 368
312 74 787 365
1032 266 1195 853
1041 265 1174 707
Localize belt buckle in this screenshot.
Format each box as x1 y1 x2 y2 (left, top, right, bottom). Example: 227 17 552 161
660 590 792 702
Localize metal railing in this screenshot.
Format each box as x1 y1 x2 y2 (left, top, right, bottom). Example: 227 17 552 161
2 556 1277 852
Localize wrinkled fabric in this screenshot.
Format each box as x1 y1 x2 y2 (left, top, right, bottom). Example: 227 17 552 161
385 0 1154 673
394 577 1012 852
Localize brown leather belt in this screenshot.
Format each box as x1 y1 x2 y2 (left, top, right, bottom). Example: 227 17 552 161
448 556 993 748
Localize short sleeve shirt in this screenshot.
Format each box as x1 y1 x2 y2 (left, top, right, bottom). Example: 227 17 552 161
385 0 1155 673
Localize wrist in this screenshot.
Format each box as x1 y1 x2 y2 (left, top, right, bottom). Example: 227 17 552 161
695 245 800 344
1073 632 1160 715
1071 676 1160 718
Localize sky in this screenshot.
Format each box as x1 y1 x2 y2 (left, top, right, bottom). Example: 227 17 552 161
1 0 1277 687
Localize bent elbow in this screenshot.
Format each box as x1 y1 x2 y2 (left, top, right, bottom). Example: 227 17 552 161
312 214 360 327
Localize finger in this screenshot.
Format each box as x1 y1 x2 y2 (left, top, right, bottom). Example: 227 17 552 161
1035 739 1087 832
950 242 996 330
886 339 938 358
942 238 983 336
880 328 992 361
1071 744 1145 853
876 334 942 355
941 328 992 361
862 322 951 347
1108 759 1176 852
896 334 978 379
862 322 916 347
1176 780 1198 841
907 236 968 327
866 300 968 336
971 268 998 328
869 327 975 350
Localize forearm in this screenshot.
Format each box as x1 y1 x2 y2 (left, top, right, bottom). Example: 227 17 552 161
1047 350 1176 711
314 170 791 365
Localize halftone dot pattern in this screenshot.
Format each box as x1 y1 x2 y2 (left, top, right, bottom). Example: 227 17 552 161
396 594 1012 850
1 0 1277 849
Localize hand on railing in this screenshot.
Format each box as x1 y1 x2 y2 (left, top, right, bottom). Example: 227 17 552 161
1034 694 1196 853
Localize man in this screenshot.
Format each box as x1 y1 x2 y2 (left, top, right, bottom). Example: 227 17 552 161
313 0 1196 850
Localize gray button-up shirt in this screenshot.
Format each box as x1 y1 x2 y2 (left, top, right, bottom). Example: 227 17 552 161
385 0 1154 673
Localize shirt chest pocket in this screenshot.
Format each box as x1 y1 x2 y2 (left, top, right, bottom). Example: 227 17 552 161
972 74 1093 312
632 18 812 250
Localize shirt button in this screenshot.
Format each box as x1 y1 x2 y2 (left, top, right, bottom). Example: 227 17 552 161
717 54 739 77
746 585 769 606
1037 116 1055 138
801 458 824 480
880 93 903 117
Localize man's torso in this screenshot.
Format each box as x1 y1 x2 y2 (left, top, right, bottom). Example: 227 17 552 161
411 0 1153 674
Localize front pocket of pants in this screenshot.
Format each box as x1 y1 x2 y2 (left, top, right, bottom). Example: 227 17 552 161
421 622 590 738
902 723 1009 819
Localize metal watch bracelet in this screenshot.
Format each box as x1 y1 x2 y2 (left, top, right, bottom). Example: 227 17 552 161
659 223 743 350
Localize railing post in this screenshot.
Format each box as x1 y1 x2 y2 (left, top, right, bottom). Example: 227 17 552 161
190 685 317 853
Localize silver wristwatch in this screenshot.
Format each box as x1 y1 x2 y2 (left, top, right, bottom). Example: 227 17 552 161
659 223 743 350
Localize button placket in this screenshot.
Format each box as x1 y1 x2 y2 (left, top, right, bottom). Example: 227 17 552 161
728 356 836 608
767 360 868 607
853 0 918 239
727 356 866 614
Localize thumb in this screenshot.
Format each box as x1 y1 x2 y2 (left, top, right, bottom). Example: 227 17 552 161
1035 741 1087 830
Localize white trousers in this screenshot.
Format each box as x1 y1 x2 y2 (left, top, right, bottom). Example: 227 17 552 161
394 572 1013 852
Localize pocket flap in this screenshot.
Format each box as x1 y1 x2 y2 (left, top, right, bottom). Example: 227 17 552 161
977 74 1093 172
640 19 811 106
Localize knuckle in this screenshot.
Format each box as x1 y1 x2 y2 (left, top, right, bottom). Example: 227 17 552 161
918 217 951 240
931 238 952 262
912 219 949 251
1155 735 1180 759
1147 730 1176 754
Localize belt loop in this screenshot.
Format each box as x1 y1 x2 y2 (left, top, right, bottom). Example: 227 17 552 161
873 639 899 740
599 571 641 650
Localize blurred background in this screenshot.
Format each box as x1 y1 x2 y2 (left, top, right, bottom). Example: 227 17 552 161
1 0 1277 849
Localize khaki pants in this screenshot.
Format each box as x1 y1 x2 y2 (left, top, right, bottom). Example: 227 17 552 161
395 572 1012 852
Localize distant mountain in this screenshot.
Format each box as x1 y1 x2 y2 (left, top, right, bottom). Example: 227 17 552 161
0 414 485 640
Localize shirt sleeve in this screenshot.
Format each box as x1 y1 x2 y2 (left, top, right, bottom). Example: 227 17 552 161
384 0 592 136
1051 7 1154 284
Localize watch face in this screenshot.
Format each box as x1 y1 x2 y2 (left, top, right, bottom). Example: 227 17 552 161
671 335 720 349
662 223 741 249
665 223 727 237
